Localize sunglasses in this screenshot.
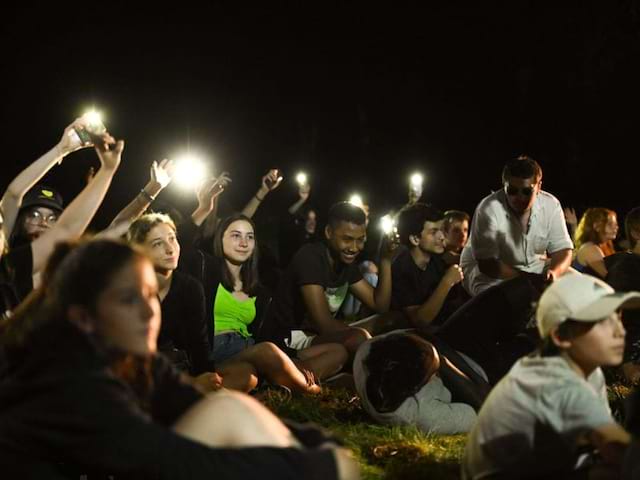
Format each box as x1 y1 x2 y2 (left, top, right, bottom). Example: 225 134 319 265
505 185 536 197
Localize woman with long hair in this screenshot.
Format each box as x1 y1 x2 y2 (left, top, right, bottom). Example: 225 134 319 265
0 239 358 479
573 208 618 278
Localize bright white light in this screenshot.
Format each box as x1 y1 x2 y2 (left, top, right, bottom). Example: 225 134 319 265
81 109 106 135
173 155 208 190
410 173 424 189
349 194 364 208
380 215 395 234
296 172 308 186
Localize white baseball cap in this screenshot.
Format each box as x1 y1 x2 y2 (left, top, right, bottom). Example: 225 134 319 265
537 272 640 338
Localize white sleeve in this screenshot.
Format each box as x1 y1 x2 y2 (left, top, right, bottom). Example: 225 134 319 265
397 381 477 435
541 378 614 439
471 203 500 260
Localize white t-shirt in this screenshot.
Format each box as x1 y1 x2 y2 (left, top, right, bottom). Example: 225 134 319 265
353 332 478 435
460 189 573 296
462 355 614 479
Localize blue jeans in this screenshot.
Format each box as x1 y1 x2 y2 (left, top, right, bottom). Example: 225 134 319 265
211 332 255 364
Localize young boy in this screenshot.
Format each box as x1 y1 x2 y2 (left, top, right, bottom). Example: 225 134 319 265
463 273 639 479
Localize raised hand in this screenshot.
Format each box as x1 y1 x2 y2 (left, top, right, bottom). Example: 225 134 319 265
563 207 578 227
58 117 110 156
261 169 283 194
95 137 124 172
196 174 230 211
298 181 311 201
150 159 175 189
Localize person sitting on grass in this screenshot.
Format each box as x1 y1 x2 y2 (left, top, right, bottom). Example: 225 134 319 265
573 207 619 278
605 206 640 384
260 201 398 364
463 272 638 479
0 239 359 480
442 209 470 266
391 203 467 330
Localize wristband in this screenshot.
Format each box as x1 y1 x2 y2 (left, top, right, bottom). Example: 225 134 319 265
140 189 156 202
255 194 264 202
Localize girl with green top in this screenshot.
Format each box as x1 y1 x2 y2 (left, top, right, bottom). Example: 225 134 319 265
204 213 348 394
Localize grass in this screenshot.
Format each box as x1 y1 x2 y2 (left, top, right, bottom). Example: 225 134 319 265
259 371 636 479
260 387 467 479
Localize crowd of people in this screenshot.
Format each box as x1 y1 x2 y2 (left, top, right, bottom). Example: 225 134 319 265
1 116 640 479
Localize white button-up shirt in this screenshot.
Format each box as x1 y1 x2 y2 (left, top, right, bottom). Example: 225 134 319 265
460 189 573 296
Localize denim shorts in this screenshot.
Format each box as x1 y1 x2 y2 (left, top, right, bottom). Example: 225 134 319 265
211 332 255 364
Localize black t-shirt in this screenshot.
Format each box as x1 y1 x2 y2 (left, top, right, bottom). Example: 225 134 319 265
606 252 640 324
160 271 213 375
265 242 363 343
391 249 467 326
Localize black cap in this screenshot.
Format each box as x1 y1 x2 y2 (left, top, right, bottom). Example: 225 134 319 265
20 185 64 214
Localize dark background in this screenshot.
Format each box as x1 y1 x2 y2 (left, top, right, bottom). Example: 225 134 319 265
2 2 639 242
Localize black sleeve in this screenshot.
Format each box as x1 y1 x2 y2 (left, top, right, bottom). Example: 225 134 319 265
347 263 364 285
391 258 422 309
291 244 328 287
150 354 205 426
180 276 214 375
6 243 34 302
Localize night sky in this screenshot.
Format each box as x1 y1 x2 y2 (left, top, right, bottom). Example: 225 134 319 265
2 2 639 243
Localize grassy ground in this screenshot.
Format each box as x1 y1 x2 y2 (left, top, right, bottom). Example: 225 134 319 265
261 388 467 480
260 373 635 480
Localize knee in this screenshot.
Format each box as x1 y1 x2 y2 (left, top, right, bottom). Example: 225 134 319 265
345 327 370 352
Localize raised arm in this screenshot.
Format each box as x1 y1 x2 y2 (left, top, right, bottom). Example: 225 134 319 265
0 118 95 239
30 136 124 274
241 169 283 219
190 173 230 227
288 181 310 215
98 159 175 239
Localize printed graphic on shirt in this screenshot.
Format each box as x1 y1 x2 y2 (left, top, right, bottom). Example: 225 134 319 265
325 283 349 315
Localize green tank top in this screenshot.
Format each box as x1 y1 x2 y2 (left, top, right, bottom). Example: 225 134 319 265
213 283 257 338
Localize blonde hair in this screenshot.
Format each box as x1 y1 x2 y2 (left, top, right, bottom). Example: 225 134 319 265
574 208 616 253
127 213 176 245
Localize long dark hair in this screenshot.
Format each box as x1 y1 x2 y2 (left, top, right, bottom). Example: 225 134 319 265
213 213 260 296
365 334 439 413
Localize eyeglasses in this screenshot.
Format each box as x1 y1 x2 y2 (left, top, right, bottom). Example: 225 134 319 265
505 185 536 197
25 210 58 225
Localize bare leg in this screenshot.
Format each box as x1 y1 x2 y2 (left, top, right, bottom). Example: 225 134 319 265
217 361 259 393
173 390 299 448
312 326 371 364
349 311 409 336
224 342 321 394
296 343 348 380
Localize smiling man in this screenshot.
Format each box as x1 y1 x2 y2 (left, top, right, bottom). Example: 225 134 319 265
263 202 396 361
460 155 573 296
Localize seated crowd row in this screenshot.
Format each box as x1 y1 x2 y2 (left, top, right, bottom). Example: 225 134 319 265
0 117 639 479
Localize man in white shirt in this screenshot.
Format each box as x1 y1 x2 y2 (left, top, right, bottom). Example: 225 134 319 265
460 155 573 296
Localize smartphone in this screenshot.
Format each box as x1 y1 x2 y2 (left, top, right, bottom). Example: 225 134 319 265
74 119 107 145
265 169 280 188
